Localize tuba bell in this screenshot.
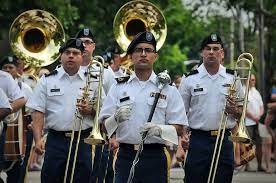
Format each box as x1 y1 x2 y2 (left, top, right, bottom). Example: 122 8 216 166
113 0 167 72
9 9 65 73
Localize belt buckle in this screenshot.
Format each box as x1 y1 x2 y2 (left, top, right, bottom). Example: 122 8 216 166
211 130 218 136
134 144 139 151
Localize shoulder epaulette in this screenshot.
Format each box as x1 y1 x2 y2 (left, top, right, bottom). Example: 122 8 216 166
103 64 109 69
226 69 234 75
115 76 130 84
186 70 199 77
45 70 58 77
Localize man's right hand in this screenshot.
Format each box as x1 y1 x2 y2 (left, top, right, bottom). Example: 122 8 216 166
34 139 45 155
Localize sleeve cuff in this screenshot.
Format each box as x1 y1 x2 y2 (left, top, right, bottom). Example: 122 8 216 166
104 115 118 138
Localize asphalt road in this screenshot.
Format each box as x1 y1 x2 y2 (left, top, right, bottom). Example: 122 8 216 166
1 159 276 182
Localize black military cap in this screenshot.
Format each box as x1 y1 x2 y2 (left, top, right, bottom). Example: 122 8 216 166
200 33 224 50
0 55 19 68
106 46 122 55
59 38 85 53
75 28 94 40
126 31 157 54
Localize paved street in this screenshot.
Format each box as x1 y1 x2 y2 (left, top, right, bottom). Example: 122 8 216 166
1 159 276 182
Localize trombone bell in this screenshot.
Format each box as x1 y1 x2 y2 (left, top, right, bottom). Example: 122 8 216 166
84 132 105 145
229 126 251 144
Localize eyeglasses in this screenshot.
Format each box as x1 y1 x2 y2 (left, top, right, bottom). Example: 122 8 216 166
82 40 94 46
133 47 156 55
63 50 82 56
203 46 222 52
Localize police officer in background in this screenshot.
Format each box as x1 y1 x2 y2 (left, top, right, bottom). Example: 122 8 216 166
75 28 115 94
27 38 95 182
178 33 244 183
99 31 188 183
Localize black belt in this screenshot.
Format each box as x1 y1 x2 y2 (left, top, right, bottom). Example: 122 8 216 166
191 128 231 137
48 128 92 139
119 143 165 151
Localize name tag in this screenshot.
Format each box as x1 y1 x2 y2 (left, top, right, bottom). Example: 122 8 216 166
222 83 231 87
120 96 130 103
194 88 203 92
50 88 60 92
150 92 167 100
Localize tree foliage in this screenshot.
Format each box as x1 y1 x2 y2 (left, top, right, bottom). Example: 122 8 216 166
0 0 274 80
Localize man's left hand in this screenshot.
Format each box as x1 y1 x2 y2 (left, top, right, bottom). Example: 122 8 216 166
77 100 96 117
225 96 240 118
140 123 162 137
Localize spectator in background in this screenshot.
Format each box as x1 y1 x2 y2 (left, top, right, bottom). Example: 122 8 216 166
244 74 264 172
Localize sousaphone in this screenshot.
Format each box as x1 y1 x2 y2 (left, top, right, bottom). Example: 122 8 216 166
113 0 167 72
9 9 65 73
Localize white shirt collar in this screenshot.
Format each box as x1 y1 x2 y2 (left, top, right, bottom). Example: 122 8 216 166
57 66 86 81
198 64 227 78
128 71 157 85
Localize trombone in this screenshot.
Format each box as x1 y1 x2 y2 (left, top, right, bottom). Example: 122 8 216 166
63 56 105 183
207 53 254 183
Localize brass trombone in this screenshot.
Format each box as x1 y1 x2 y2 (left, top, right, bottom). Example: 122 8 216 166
63 56 105 183
207 53 254 183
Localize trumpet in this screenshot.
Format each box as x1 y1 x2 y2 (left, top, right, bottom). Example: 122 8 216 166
207 53 254 183
63 56 105 183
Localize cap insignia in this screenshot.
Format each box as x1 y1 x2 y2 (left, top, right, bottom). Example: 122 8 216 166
8 57 13 62
211 34 217 41
146 32 153 41
76 39 82 47
84 28 89 36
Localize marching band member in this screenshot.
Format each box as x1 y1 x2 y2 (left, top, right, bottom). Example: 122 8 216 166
0 89 12 133
178 33 244 183
75 28 115 94
99 31 188 183
26 38 96 182
75 28 116 183
0 70 26 182
104 46 125 77
1 56 33 182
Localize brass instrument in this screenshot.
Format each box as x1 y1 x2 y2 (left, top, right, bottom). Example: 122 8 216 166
207 53 254 183
84 56 105 145
8 10 64 182
64 56 105 183
9 9 65 75
113 0 167 72
229 53 254 143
